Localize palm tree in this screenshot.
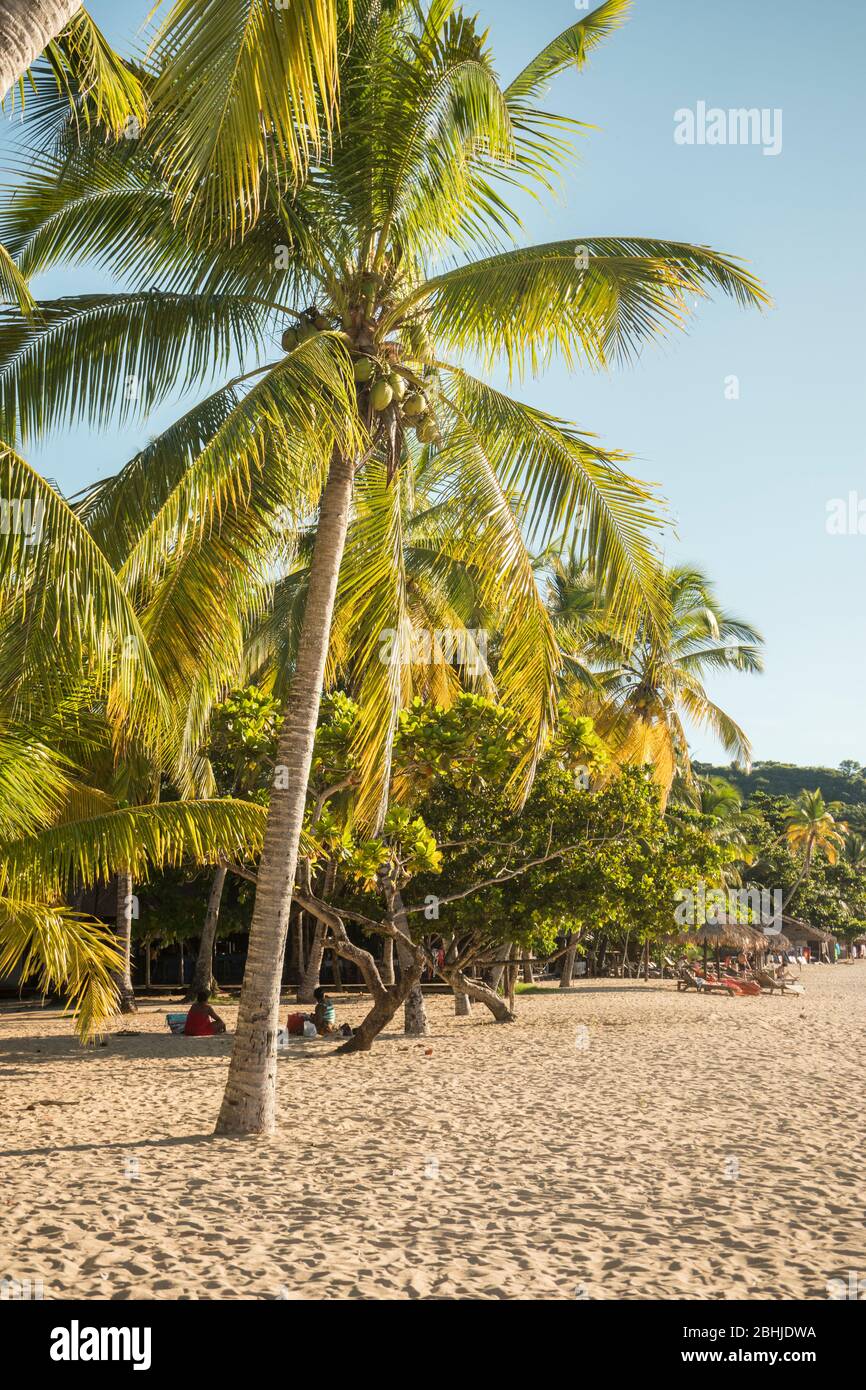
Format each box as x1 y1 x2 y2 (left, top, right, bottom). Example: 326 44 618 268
843 832 866 871
0 0 768 1134
570 564 764 801
782 789 848 907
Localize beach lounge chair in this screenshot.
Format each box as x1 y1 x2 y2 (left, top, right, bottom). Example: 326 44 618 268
754 968 805 996
718 973 762 996
677 964 738 996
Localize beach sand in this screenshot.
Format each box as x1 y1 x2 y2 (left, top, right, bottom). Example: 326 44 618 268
1 965 864 1301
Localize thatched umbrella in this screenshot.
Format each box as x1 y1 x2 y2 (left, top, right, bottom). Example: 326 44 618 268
764 932 791 952
678 920 767 978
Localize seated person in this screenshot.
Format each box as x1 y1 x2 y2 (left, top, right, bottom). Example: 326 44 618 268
311 986 337 1035
184 992 227 1036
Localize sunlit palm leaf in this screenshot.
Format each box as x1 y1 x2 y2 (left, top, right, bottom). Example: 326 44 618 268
0 896 120 1041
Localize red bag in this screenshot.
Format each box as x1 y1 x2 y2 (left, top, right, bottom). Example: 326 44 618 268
286 1013 305 1036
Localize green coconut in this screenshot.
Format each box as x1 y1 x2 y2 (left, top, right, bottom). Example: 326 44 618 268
388 372 407 400
371 379 394 411
353 357 376 382
281 326 300 352
402 392 425 417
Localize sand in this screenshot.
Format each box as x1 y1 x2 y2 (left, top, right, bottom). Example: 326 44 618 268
1 964 864 1301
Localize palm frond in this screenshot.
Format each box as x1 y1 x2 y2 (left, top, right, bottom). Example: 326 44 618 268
0 243 35 315
0 896 120 1041
397 237 770 375
148 0 343 240
0 291 272 443
506 0 632 102
0 797 268 901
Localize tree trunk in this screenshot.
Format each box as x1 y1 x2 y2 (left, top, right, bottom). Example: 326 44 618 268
522 955 534 984
298 920 326 1003
114 871 136 1014
215 452 355 1136
487 945 510 994
385 883 428 1036
292 910 306 981
380 935 395 985
186 865 227 1000
454 990 472 1016
505 943 519 1013
560 933 578 989
338 972 417 1052
0 0 82 102
443 966 515 1022
298 859 336 1002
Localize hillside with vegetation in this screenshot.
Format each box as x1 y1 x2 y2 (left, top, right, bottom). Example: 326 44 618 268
693 761 866 807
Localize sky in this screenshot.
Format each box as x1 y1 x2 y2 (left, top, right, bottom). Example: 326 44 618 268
3 0 865 768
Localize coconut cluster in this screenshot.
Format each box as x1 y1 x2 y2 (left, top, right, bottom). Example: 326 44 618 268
280 307 440 447
351 355 440 444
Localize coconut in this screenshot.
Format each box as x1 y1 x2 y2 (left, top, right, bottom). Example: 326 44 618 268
417 419 438 444
353 357 375 382
403 392 425 417
281 326 300 352
371 380 394 411
388 372 407 401
297 322 318 343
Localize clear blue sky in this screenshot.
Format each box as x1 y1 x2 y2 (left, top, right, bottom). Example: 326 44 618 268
4 0 865 768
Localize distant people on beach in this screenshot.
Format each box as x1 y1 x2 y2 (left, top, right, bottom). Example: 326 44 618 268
184 993 227 1036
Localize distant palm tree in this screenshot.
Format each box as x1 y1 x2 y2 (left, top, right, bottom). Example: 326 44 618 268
561 564 763 801
843 832 866 870
782 789 848 906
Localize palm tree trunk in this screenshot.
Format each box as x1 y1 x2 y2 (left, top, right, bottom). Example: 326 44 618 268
114 870 136 1014
0 0 81 101
186 865 227 1000
215 452 355 1136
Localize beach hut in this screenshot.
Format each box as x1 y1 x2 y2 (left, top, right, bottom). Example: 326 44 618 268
779 916 837 963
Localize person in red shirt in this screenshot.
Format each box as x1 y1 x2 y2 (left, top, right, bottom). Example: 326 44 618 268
184 992 227 1036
